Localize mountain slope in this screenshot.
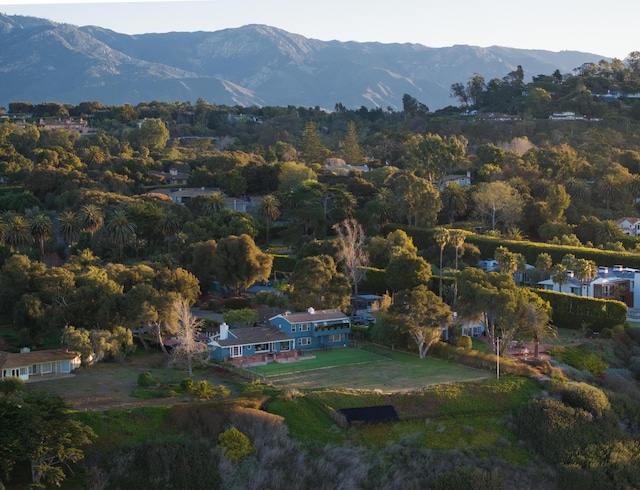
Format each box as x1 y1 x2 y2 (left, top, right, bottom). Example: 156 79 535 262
0 15 605 110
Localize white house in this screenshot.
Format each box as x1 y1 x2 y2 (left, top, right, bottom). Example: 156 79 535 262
616 217 640 236
0 348 81 381
537 265 640 308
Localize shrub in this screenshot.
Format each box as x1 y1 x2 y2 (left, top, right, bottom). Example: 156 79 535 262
553 381 611 418
217 427 253 463
553 346 608 376
222 297 250 310
180 378 195 393
600 327 612 339
137 371 156 387
431 466 505 490
457 335 472 350
0 376 25 394
194 380 215 399
207 299 223 312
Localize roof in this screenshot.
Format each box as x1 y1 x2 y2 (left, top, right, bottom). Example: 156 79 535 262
216 326 292 347
270 309 349 324
0 349 79 370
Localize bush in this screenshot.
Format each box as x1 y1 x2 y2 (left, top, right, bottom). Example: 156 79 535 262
217 427 253 463
207 299 223 312
180 378 195 392
552 381 611 418
0 376 25 394
222 297 250 310
431 466 505 490
457 335 473 350
551 345 608 376
600 327 612 339
137 371 156 387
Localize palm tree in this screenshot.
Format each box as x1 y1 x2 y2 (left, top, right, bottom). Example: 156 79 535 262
257 194 281 245
575 258 597 297
106 209 136 258
434 227 450 298
519 301 556 359
595 220 622 247
201 191 225 216
449 231 466 304
28 211 53 257
79 204 104 248
58 210 81 246
159 210 182 253
2 212 33 252
551 264 568 292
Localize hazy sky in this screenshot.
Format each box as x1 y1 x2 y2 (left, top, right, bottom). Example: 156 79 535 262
1 0 637 60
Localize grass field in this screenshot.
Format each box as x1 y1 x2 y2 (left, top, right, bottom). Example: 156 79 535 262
258 347 491 391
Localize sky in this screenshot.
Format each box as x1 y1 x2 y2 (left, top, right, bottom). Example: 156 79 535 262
0 0 638 61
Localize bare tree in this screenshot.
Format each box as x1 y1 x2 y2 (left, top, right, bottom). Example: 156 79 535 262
333 218 369 297
170 300 209 376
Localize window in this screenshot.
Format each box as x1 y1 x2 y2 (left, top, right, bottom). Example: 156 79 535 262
42 362 52 374
298 337 311 347
279 341 291 352
255 343 269 353
329 334 345 343
299 323 310 332
290 324 296 333
231 346 242 358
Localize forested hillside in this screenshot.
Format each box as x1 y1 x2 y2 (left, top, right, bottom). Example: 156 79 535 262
2 62 640 488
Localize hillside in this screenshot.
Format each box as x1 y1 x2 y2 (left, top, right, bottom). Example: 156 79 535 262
0 13 606 110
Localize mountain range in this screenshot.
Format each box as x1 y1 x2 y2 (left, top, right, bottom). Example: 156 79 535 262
0 13 607 111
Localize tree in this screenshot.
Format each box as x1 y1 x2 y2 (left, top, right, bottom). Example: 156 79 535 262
159 210 182 253
385 251 432 293
79 204 104 247
27 210 53 258
551 264 568 292
278 161 317 191
387 285 452 358
300 121 328 165
472 181 523 231
340 121 364 165
333 218 369 297
131 118 169 152
517 297 555 358
449 231 466 303
212 234 273 294
58 210 81 246
0 390 95 488
288 254 351 311
170 300 208 377
106 209 136 258
434 227 450 298
223 308 258 328
258 193 281 244
441 182 468 224
2 212 33 252
574 258 597 297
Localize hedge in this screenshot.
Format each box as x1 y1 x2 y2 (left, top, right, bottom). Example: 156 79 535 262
383 224 640 269
534 289 627 331
270 254 297 274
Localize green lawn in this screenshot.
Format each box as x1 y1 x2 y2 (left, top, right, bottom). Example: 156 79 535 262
259 346 490 391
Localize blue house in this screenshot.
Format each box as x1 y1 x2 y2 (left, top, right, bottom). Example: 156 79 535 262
269 307 351 350
209 308 351 366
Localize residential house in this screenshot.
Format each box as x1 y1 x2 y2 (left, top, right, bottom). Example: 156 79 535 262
0 348 81 381
147 187 251 212
208 323 297 366
616 217 640 236
269 308 351 350
537 265 639 307
208 308 351 366
150 168 189 186
441 172 472 189
351 294 381 323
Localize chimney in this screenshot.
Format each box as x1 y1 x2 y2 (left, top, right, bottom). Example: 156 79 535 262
20 347 31 353
219 323 229 340
307 307 315 314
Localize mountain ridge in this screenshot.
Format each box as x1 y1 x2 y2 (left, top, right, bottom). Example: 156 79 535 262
0 14 607 110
